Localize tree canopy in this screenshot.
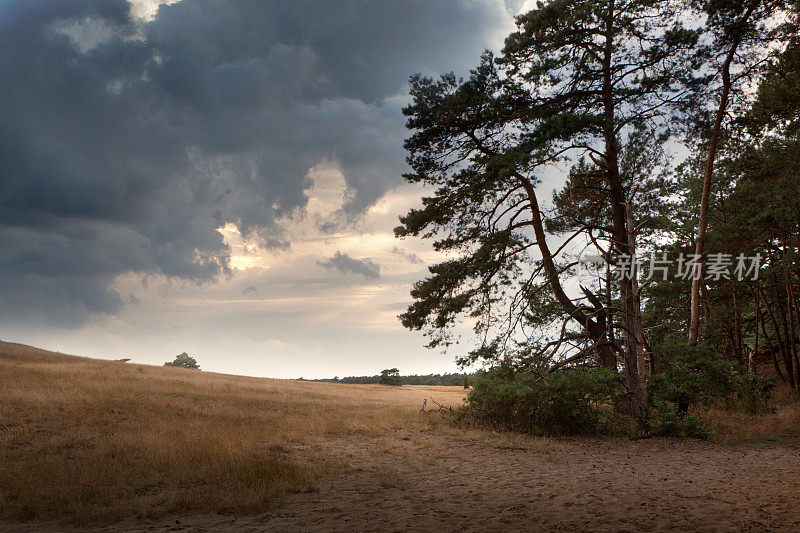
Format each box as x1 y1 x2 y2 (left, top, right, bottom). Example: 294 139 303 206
397 0 798 432
164 352 200 370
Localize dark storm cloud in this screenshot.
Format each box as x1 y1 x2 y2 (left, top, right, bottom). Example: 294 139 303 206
0 0 510 326
318 251 380 279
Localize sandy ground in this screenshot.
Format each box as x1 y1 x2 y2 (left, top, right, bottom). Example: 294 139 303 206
7 430 800 533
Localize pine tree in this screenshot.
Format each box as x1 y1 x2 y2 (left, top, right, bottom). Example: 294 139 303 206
397 0 703 424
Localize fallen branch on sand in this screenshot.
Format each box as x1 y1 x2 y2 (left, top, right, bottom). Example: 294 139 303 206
420 397 452 414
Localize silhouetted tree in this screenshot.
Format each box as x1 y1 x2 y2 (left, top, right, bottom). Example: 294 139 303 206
379 368 403 386
164 352 200 369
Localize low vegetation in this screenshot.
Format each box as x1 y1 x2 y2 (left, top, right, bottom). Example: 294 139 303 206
2 341 800 528
462 367 624 435
460 355 786 439
0 341 464 525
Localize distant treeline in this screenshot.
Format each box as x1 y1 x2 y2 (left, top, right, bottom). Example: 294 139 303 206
307 370 486 386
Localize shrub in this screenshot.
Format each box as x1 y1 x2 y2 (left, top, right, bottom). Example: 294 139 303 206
164 352 200 369
460 366 625 435
649 354 776 416
727 372 776 415
648 354 736 414
647 351 777 439
648 402 716 439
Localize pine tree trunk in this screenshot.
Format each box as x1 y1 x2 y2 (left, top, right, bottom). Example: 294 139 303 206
753 283 786 381
759 280 796 390
786 278 800 392
602 0 647 425
689 0 760 346
776 281 798 392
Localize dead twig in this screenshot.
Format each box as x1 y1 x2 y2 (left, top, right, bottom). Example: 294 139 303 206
420 397 453 414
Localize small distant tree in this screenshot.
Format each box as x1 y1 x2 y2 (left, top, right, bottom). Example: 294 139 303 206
463 375 470 389
379 368 403 386
164 352 200 369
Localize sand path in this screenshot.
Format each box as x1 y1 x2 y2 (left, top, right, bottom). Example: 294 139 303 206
8 430 800 532
258 433 800 532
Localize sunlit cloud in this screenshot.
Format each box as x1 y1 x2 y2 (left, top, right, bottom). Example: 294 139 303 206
1 0 515 378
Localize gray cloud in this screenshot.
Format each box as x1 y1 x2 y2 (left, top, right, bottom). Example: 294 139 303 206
391 246 424 265
0 0 510 326
318 252 380 279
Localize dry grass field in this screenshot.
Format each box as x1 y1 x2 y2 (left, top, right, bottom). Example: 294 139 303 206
0 341 465 525
3 340 800 532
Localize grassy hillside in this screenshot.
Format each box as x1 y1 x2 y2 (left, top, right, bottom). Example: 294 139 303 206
0 341 466 524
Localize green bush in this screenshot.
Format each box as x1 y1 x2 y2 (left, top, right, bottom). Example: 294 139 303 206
648 354 736 413
648 402 716 439
727 372 776 415
461 366 625 435
164 352 200 369
647 350 776 439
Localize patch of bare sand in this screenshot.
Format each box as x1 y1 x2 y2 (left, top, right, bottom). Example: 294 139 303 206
8 431 800 532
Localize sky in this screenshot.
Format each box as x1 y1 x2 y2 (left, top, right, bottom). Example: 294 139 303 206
0 0 538 378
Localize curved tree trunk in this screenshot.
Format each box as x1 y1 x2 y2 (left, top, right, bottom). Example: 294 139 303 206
689 0 761 346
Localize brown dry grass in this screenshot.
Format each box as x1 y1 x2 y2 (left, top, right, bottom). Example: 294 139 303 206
0 341 466 525
698 384 800 444
4 339 800 530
